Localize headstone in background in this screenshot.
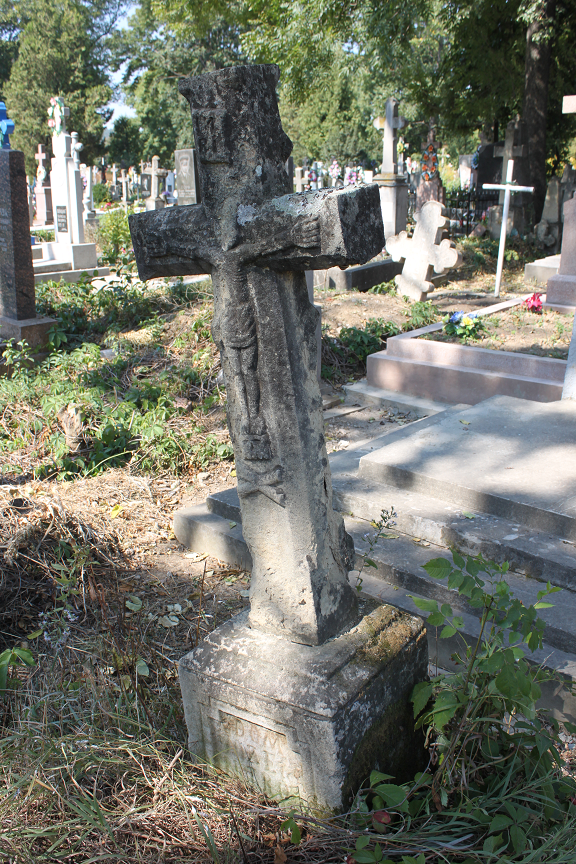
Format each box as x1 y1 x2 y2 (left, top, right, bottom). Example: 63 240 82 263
0 106 56 347
33 98 100 276
145 155 168 211
475 142 502 189
415 127 445 212
294 166 304 193
175 148 200 205
165 169 176 203
120 168 129 208
386 200 462 301
81 163 96 225
141 171 152 199
535 176 561 251
458 154 473 188
373 98 408 240
34 144 53 225
130 63 425 812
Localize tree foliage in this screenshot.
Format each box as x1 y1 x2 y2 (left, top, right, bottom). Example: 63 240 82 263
1 0 121 174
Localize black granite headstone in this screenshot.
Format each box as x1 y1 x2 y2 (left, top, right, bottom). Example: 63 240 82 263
56 205 68 233
0 149 36 320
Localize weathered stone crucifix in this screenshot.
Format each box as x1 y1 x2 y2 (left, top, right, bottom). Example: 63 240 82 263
130 65 385 647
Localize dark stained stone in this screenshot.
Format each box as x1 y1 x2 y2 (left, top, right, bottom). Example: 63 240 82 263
0 149 36 320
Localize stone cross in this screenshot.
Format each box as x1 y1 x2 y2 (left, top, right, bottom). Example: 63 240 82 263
294 166 304 193
0 102 15 150
120 168 129 205
385 200 461 301
112 164 118 185
130 64 385 645
380 98 405 175
35 144 49 184
484 159 533 296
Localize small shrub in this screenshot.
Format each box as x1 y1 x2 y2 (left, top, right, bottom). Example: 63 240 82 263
92 182 111 206
98 208 132 260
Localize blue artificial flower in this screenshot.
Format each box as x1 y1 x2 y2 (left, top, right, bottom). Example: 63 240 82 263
450 311 465 323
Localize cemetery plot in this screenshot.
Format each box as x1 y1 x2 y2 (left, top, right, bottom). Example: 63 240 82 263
423 304 573 360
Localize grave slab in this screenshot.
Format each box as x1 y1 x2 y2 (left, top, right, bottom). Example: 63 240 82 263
179 604 427 812
359 395 576 539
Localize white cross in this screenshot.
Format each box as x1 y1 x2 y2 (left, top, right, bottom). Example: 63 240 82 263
494 121 527 206
560 95 576 400
483 159 533 297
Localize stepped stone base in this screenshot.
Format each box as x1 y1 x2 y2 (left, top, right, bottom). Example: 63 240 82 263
179 605 427 812
544 273 576 314
525 254 560 284
174 395 576 723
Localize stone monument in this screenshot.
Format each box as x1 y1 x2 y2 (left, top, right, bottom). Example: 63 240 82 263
34 144 53 225
545 195 576 314
44 99 98 272
386 200 462 301
0 105 56 347
488 117 531 239
145 156 168 210
415 127 445 212
372 98 408 239
129 65 426 811
174 148 200 205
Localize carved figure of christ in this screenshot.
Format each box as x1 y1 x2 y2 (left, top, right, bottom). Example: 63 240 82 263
130 65 385 646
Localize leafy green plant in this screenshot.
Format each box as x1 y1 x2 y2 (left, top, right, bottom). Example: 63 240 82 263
355 506 397 592
92 183 111 206
98 208 133 260
368 280 396 295
347 550 576 863
0 647 35 692
339 319 401 365
404 301 438 330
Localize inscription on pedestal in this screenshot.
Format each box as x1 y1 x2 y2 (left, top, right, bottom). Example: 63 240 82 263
56 205 68 232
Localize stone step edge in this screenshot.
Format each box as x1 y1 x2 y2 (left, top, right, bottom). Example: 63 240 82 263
331 482 576 590
367 352 565 388
206 481 576 591
172 504 576 724
173 503 576 653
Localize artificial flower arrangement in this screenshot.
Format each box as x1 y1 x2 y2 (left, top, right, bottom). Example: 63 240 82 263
443 310 485 339
522 292 543 313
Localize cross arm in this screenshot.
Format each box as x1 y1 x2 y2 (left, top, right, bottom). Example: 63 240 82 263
241 185 385 272
129 204 219 280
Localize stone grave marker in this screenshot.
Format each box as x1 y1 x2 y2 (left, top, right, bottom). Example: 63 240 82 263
129 64 426 811
34 144 53 225
0 105 56 347
546 195 576 315
373 98 408 239
415 127 445 212
489 117 531 238
174 148 200 205
385 200 462 301
144 156 168 210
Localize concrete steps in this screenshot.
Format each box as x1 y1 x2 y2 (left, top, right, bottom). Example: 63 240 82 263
33 259 73 274
172 395 576 721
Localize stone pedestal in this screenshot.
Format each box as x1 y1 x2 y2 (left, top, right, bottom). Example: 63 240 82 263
35 184 53 225
373 173 408 241
0 315 56 348
179 603 427 811
545 196 576 313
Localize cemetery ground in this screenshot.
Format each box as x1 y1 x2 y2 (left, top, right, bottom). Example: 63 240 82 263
2 234 576 862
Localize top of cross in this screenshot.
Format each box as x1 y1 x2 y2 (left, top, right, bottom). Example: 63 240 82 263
382 97 406 174
0 102 15 150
